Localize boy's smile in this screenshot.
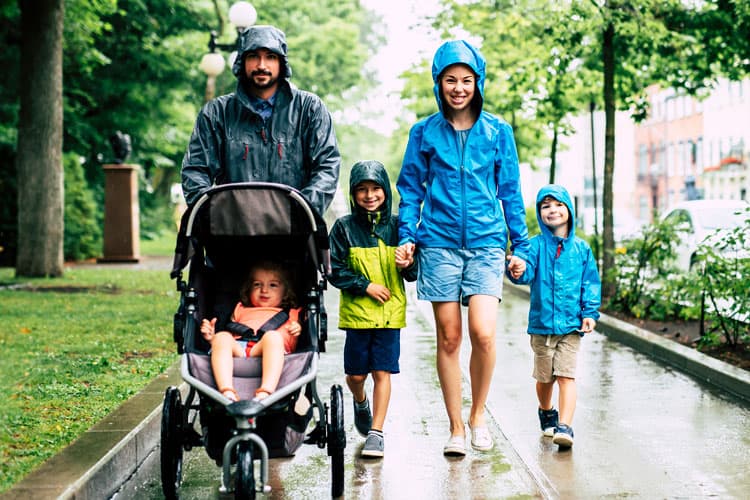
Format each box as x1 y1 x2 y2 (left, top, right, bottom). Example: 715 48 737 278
539 197 570 235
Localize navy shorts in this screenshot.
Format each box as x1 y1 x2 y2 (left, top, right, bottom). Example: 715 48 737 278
344 328 400 375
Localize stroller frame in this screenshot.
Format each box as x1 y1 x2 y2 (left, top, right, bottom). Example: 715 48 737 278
161 182 345 499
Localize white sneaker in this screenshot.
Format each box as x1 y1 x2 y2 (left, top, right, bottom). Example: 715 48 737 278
443 435 466 456
469 425 493 451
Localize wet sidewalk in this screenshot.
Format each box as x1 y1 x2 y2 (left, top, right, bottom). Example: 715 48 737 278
4 263 750 499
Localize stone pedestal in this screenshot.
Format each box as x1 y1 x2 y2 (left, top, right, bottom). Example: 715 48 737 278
99 163 140 262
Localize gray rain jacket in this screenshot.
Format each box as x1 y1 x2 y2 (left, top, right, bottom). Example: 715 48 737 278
181 25 340 215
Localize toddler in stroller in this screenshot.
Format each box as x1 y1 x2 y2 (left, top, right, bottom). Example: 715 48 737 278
161 182 346 499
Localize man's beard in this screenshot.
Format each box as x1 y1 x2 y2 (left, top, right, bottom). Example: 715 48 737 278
247 70 278 90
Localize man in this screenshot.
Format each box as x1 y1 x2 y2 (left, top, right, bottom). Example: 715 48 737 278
181 25 340 215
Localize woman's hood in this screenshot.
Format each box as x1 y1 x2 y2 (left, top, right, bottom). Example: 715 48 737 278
431 40 486 114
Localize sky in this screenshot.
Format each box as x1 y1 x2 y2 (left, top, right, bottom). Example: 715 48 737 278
349 0 444 134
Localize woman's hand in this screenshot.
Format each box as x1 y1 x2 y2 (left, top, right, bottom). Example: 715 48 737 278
395 243 415 269
200 317 217 343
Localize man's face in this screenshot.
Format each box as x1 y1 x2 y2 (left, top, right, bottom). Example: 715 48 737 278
243 48 281 92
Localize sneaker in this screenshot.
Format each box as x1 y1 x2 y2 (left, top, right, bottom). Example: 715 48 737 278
443 435 467 457
353 397 372 437
361 430 384 458
469 425 493 451
553 424 574 448
538 407 559 437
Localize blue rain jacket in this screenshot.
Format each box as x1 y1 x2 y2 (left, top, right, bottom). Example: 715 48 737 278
396 40 529 256
510 184 601 335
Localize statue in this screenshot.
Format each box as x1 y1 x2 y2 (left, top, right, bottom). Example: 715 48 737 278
109 131 132 164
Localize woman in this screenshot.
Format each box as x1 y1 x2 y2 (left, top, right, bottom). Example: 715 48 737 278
396 40 529 456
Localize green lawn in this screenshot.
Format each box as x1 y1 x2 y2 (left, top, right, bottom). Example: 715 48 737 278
0 231 180 493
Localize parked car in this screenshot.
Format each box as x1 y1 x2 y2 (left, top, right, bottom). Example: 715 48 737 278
662 199 749 272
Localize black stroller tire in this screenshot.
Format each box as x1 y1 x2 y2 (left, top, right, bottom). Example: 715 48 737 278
235 440 256 499
329 384 345 498
160 386 184 500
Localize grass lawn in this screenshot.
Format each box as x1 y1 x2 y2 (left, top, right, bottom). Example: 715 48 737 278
0 230 180 493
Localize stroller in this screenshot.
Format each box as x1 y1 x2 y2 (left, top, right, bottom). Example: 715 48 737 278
161 182 346 499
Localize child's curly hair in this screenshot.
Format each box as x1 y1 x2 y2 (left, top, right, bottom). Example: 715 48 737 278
239 260 297 309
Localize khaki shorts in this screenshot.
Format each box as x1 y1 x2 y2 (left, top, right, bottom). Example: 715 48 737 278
530 333 581 382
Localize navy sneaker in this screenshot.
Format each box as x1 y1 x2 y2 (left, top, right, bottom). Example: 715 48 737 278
361 430 384 458
553 423 574 448
538 407 559 437
353 397 372 437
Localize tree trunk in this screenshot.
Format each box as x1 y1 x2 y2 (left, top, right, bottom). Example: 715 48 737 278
15 0 64 277
548 126 558 184
601 19 616 298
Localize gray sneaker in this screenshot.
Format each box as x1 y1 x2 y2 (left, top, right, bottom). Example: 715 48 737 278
361 431 384 458
353 397 372 437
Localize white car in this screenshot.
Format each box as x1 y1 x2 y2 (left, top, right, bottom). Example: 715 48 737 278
662 199 749 271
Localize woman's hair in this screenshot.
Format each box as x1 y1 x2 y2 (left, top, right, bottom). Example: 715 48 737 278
239 260 297 308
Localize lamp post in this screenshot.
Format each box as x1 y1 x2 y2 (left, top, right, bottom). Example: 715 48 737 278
199 1 257 102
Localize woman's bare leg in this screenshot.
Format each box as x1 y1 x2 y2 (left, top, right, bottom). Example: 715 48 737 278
433 301 465 437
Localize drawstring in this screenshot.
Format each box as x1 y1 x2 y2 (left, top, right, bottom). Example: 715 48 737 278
242 144 248 160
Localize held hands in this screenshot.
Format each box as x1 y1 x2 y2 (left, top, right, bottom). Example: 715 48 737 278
506 254 526 279
200 317 217 343
366 283 392 304
395 243 415 269
579 317 596 334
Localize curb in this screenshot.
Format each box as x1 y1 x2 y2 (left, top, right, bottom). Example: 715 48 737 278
1 364 182 500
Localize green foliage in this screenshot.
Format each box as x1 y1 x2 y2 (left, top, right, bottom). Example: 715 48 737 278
683 208 750 349
63 153 101 261
607 217 686 319
0 267 177 493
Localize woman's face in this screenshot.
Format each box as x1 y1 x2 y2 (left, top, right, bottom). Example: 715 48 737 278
248 269 286 308
440 64 476 113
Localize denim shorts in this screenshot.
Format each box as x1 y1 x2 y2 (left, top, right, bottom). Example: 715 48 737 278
416 247 505 306
344 328 400 375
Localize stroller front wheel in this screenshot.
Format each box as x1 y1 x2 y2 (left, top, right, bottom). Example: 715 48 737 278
235 440 256 499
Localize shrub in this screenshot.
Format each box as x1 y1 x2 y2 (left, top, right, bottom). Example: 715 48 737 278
64 153 101 261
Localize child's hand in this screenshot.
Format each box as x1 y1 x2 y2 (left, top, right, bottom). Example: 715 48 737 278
287 320 302 337
366 283 392 304
200 318 217 343
506 255 526 279
395 243 415 269
580 318 596 334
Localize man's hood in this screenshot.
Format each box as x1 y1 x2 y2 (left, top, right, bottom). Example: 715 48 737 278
232 25 292 79
431 40 486 115
535 184 576 239
348 160 392 218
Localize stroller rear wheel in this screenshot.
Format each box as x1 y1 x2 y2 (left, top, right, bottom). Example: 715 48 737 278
235 440 256 499
328 384 345 498
160 386 184 500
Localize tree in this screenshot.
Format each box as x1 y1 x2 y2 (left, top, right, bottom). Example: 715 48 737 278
15 0 64 277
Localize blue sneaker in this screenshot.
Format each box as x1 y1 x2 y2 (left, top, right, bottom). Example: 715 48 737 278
538 408 558 437
553 424 574 448
353 397 372 437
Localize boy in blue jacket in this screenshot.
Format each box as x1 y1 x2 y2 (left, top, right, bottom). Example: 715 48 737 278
508 184 601 449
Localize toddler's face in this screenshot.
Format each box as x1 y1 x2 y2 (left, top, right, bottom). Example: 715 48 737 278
353 180 385 212
248 269 286 308
539 197 569 231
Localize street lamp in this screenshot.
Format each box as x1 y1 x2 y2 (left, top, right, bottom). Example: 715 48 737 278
199 1 257 101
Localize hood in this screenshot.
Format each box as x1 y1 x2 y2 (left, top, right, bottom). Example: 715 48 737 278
232 25 292 79
348 160 392 218
535 184 575 239
431 40 486 115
